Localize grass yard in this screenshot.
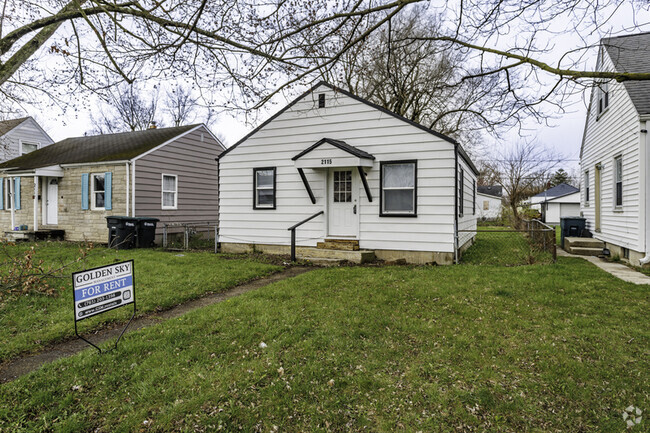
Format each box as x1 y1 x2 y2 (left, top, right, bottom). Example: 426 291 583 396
462 226 554 265
0 242 281 361
1 258 648 432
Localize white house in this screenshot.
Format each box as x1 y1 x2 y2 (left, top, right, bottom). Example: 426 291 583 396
530 183 580 225
0 117 54 162
217 82 478 264
580 32 650 266
476 185 503 221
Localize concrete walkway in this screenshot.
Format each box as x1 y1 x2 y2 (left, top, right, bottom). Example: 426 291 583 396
0 266 313 384
557 249 650 285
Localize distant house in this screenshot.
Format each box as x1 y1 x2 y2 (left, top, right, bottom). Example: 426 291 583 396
0 125 224 243
477 185 503 221
580 32 650 265
0 117 54 162
218 82 479 265
530 183 580 225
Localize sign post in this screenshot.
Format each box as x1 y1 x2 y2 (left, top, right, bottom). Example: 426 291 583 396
72 260 136 353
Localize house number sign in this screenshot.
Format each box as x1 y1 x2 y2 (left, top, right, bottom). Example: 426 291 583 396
321 159 333 165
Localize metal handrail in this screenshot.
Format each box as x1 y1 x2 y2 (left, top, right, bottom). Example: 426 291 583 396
288 211 324 261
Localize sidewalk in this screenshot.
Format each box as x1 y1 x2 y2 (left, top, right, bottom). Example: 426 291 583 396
557 249 650 285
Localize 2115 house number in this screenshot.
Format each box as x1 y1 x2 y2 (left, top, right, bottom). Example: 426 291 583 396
321 159 332 165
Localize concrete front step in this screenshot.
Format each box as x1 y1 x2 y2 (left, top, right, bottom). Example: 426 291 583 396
569 247 603 256
564 237 605 249
300 257 345 266
297 247 375 264
317 239 360 251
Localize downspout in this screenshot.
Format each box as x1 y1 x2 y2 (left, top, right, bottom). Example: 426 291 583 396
639 124 650 265
125 162 130 217
454 144 459 264
131 160 136 217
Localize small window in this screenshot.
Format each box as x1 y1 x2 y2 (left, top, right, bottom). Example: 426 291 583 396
162 174 178 210
483 200 489 210
458 167 464 217
91 174 105 210
380 161 417 216
597 81 609 116
614 156 622 207
254 167 276 209
318 93 325 108
584 170 590 205
4 178 13 210
21 141 39 155
472 180 476 215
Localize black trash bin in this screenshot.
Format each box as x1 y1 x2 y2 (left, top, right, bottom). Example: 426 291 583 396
560 216 586 248
106 216 137 249
135 217 159 248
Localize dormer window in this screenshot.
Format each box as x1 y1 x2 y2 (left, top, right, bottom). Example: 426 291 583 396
597 81 609 116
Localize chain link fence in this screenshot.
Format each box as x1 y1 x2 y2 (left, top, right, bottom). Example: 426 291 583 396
460 219 556 266
161 222 218 252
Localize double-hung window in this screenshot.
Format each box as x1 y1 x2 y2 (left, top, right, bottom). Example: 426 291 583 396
614 156 623 208
584 170 590 205
254 167 276 209
162 174 178 209
4 178 13 210
380 161 417 216
597 81 609 116
91 173 105 210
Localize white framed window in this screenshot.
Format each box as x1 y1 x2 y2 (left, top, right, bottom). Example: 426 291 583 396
458 167 465 217
253 167 276 209
584 170 590 206
614 156 623 208
162 174 178 210
597 81 609 116
380 160 417 216
20 140 39 155
4 178 13 210
91 173 106 210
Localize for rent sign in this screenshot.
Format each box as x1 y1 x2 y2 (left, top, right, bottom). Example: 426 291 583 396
72 260 135 321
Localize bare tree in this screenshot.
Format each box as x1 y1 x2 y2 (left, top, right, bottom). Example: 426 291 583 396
0 0 649 128
165 86 199 127
90 84 158 134
489 141 562 225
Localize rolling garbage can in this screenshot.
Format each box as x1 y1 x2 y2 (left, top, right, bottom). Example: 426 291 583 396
135 217 159 248
106 216 137 249
560 216 586 248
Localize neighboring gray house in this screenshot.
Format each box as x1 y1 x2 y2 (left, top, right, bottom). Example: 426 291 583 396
0 124 224 242
0 117 54 162
580 32 650 265
530 183 580 225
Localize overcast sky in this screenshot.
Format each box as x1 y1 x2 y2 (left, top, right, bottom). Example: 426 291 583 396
25 4 650 176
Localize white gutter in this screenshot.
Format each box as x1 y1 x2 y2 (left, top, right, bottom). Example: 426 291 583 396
639 121 650 265
60 160 129 168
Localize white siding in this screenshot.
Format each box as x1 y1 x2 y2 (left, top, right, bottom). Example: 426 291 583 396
477 193 502 220
0 118 54 162
219 85 476 253
580 49 643 251
457 157 478 248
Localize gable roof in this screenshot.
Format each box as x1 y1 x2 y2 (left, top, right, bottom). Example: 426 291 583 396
219 81 478 174
602 32 650 115
532 183 579 199
292 138 375 161
0 117 30 138
0 124 200 171
477 185 502 197
545 190 580 203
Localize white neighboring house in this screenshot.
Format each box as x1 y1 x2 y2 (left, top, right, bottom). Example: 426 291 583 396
530 183 580 225
218 82 479 265
476 185 503 221
580 32 650 266
0 117 54 162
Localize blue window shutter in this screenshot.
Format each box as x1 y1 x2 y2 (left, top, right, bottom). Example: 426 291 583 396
0 179 4 210
104 172 112 210
14 178 20 210
81 173 89 210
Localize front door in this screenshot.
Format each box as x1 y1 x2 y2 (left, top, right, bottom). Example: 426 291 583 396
328 168 359 237
46 178 58 225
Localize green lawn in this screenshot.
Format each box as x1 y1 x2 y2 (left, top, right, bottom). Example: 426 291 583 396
0 242 281 361
1 258 648 432
462 227 554 265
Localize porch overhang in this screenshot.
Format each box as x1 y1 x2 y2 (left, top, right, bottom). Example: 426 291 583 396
0 165 64 177
292 138 374 169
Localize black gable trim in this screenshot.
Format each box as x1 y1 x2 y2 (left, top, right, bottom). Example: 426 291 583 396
292 138 375 161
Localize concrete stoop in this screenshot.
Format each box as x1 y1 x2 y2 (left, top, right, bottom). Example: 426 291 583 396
3 229 65 242
297 246 375 265
564 237 605 256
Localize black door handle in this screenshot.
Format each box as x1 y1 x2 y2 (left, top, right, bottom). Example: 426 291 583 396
353 204 357 214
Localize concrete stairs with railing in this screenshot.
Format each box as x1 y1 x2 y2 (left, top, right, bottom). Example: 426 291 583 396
564 237 605 256
297 239 375 265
